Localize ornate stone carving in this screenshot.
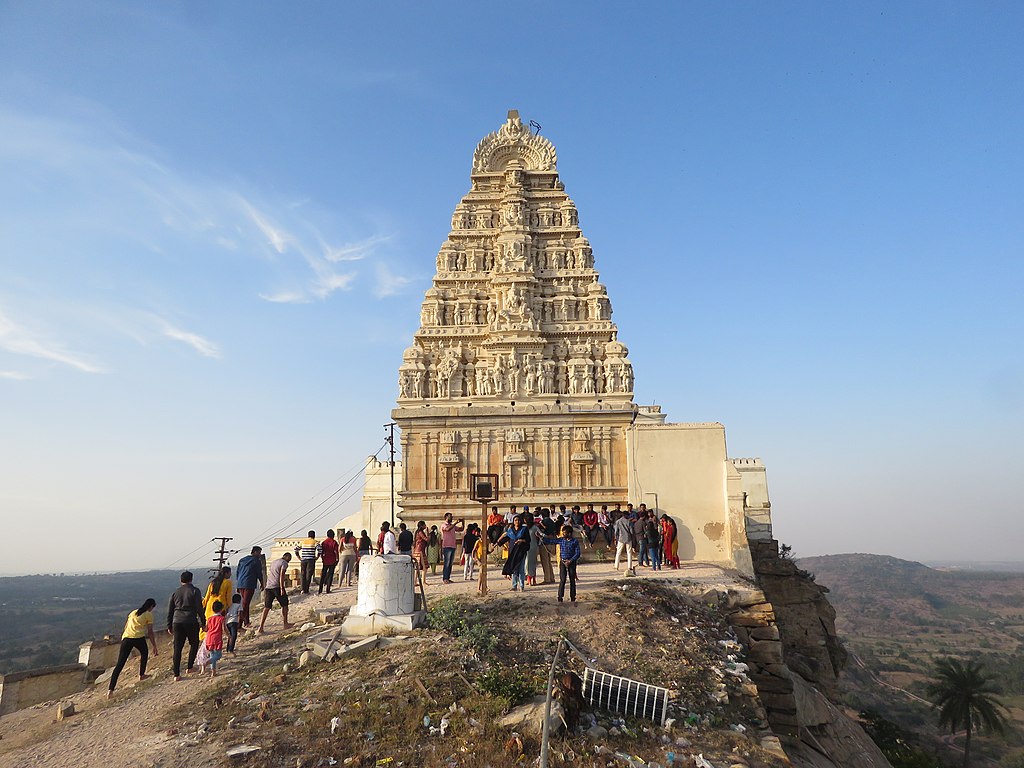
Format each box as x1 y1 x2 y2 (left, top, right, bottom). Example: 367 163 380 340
472 110 557 174
438 429 461 465
504 427 528 464
571 426 595 464
400 110 634 405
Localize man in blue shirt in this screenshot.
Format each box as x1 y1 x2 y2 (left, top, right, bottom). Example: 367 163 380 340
543 525 581 603
235 546 265 628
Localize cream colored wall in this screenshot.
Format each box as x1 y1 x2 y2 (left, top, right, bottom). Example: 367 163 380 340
0 664 86 716
626 422 752 574
79 640 121 672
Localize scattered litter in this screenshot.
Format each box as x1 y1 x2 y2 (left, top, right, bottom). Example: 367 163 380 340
503 733 524 756
730 723 747 733
613 751 646 767
300 622 317 631
330 717 341 734
694 754 715 768
226 745 262 758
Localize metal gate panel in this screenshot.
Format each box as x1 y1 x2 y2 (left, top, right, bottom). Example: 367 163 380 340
581 668 669 725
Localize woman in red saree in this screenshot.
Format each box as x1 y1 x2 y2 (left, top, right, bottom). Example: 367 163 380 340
661 514 680 569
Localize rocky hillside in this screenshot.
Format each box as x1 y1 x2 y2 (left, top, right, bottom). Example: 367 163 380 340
0 564 889 768
798 553 1024 765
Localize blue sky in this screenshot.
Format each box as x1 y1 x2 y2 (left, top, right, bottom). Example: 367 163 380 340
1 2 1021 573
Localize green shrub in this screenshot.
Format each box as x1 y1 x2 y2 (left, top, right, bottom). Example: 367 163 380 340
426 596 497 654
478 667 535 706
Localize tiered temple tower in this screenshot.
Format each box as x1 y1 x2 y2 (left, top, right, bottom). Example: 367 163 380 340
393 110 637 522
385 110 771 575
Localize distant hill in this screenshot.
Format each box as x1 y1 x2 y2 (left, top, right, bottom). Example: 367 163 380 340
797 553 1024 764
0 570 192 674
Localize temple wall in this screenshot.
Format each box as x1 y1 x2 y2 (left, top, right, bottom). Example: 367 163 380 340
626 421 753 574
335 456 403 538
395 404 632 526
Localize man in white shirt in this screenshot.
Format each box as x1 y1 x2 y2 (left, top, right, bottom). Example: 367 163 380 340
257 552 294 634
381 521 399 554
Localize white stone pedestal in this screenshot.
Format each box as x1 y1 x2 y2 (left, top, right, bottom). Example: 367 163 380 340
341 554 425 637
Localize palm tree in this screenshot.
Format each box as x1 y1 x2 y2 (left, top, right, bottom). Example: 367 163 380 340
926 657 1009 768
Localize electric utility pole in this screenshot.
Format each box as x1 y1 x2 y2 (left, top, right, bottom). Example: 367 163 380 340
212 537 233 574
384 422 397 527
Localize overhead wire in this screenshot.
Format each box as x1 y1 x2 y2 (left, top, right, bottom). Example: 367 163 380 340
291 473 368 535
242 447 382 546
161 538 217 571
249 460 370 546
247 441 387 547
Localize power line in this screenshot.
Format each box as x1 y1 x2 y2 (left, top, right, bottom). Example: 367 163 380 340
268 462 372 540
246 442 387 546
293 474 368 535
253 464 366 545
162 538 216 571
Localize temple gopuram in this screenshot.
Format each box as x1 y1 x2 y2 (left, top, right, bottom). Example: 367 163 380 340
381 110 772 573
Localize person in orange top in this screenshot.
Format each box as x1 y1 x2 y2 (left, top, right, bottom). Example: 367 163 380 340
486 506 504 546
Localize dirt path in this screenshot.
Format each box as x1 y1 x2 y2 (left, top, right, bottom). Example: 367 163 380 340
0 560 741 768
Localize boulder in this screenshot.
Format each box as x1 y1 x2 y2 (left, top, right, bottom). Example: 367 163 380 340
498 695 565 737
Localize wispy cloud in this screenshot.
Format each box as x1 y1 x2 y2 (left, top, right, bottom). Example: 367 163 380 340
323 234 391 263
373 262 414 298
0 306 103 374
0 105 397 326
241 200 291 255
162 325 221 359
258 290 311 305
311 271 357 299
0 370 31 381
240 198 367 304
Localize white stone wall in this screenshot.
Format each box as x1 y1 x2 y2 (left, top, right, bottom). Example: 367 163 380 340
343 456 403 537
352 555 416 617
733 458 773 542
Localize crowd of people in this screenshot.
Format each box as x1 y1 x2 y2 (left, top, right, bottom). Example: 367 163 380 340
106 506 680 696
105 545 291 697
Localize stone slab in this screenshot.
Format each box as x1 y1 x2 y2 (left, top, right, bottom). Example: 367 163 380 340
341 611 426 637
